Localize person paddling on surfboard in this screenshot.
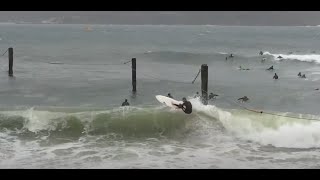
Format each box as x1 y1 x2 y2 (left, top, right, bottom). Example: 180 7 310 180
167 93 173 99
238 96 249 103
267 65 274 71
172 97 192 114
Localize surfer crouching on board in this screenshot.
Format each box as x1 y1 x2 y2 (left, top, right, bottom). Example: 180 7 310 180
172 97 192 114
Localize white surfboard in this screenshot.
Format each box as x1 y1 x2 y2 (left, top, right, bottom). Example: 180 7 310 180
155 95 182 109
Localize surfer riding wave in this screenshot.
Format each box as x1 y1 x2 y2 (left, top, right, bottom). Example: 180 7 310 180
172 97 192 114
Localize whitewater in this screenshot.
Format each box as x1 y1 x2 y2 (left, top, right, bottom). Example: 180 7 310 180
1 24 320 168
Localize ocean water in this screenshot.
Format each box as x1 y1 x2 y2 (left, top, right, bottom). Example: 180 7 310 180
1 24 320 168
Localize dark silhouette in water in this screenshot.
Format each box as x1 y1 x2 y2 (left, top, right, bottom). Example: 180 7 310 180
315 88 319 90
209 93 219 100
298 72 301 77
121 99 130 106
172 97 192 114
238 96 249 102
259 51 263 56
267 66 274 71
167 93 173 99
277 56 283 59
301 74 306 79
273 73 279 79
194 92 200 98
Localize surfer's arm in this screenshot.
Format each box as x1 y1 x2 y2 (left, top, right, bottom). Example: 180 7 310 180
172 103 183 108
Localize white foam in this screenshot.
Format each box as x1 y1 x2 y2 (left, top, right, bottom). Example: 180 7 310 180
22 108 67 132
243 122 320 148
3 102 320 149
189 98 320 148
222 112 320 148
264 51 320 63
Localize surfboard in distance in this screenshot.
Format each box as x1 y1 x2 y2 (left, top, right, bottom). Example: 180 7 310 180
49 61 64 64
155 95 182 109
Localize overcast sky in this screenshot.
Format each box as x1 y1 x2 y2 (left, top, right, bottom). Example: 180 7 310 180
1 11 320 26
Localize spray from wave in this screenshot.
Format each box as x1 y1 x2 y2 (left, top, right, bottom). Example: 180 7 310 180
1 99 320 148
221 111 320 148
0 106 196 140
189 98 320 149
264 51 320 64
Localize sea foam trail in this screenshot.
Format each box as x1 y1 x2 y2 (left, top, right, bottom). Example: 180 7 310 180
264 51 320 63
189 98 320 148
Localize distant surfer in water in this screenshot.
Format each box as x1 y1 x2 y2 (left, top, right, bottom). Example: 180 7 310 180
209 93 219 100
121 99 130 106
273 73 279 80
259 51 263 56
238 96 249 103
194 92 200 98
167 93 173 98
301 74 306 79
298 72 302 77
267 65 274 71
172 97 192 114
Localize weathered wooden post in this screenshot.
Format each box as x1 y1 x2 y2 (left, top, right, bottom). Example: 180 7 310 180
132 58 136 92
8 47 13 77
201 64 208 105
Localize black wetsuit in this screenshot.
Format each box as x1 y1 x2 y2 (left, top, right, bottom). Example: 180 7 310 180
122 101 129 106
267 66 274 71
174 101 192 114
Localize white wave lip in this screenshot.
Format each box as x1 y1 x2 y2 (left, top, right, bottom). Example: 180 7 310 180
264 51 320 63
220 112 320 148
189 98 320 149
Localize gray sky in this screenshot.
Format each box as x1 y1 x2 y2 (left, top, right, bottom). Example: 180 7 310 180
1 11 320 26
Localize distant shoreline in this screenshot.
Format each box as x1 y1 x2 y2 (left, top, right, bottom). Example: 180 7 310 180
0 22 319 27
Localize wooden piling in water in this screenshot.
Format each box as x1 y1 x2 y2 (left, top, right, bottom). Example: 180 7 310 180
201 64 208 105
132 58 136 92
8 47 13 77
